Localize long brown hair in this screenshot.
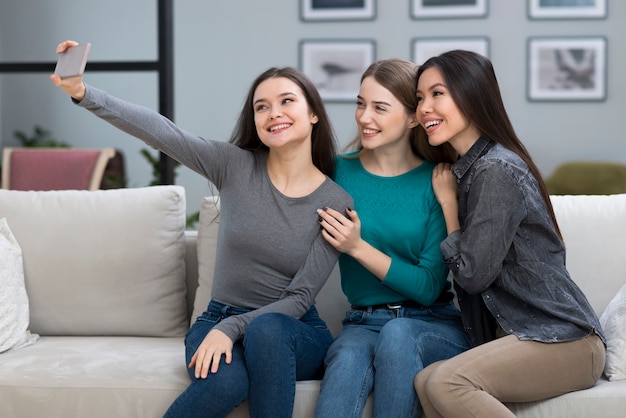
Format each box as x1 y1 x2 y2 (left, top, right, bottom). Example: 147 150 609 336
344 58 457 164
417 50 562 239
229 67 338 177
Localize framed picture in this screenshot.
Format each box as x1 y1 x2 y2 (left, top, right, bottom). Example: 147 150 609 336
412 37 489 65
300 0 376 22
527 37 607 101
299 39 376 102
411 0 488 19
528 0 607 20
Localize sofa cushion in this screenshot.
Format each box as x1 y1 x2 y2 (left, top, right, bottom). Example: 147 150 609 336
600 284 626 381
192 196 220 322
0 186 188 337
0 218 38 352
550 194 626 316
0 336 189 418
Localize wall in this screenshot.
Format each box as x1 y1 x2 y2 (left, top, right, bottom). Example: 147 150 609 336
1 0 624 215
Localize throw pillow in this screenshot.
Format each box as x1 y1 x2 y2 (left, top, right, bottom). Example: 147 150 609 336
0 186 188 337
191 196 220 322
0 218 39 353
600 283 626 381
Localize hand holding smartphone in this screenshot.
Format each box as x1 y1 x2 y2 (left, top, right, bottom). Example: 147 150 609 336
54 43 91 79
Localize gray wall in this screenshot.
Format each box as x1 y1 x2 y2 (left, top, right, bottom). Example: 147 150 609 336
1 0 624 215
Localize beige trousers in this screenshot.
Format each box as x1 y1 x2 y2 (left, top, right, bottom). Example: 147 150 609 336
415 333 605 418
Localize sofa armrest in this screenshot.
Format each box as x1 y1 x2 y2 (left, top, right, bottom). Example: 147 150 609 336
184 230 199 325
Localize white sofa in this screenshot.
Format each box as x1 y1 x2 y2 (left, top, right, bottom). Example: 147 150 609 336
0 186 625 418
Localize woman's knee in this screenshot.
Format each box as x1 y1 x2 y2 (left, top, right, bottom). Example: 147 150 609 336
245 312 291 343
378 318 416 343
415 361 443 398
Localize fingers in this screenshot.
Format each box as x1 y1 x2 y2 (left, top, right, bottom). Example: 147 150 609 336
345 207 358 222
49 74 62 86
317 206 353 229
432 162 451 178
192 347 222 378
317 206 362 254
189 330 234 379
56 40 79 54
210 351 222 374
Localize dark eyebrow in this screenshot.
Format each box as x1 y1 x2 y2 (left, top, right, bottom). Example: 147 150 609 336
417 82 446 94
356 95 391 107
253 92 297 106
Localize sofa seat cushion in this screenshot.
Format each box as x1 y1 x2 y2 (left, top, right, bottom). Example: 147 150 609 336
223 381 373 418
0 336 189 418
0 186 188 337
507 377 626 418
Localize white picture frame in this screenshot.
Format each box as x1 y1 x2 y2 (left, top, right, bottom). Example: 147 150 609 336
528 0 607 20
299 39 376 102
527 36 607 101
300 0 376 22
411 0 488 19
412 37 490 65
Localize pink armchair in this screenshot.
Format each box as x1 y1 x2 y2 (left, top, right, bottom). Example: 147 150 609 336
1 147 115 191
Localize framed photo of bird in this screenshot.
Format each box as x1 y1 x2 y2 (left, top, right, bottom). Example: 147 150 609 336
411 37 489 66
300 0 376 22
528 0 607 20
299 39 376 102
527 36 607 101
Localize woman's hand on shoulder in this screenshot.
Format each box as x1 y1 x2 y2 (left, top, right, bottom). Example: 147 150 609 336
317 206 362 256
432 163 461 234
49 40 87 101
188 328 233 378
432 163 458 208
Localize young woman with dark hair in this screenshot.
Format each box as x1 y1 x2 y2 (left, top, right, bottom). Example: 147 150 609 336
414 50 605 418
51 40 353 418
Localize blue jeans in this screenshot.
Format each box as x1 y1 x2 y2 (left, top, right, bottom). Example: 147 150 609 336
315 302 470 418
164 300 333 418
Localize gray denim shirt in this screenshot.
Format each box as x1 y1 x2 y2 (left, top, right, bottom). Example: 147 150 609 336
441 137 605 344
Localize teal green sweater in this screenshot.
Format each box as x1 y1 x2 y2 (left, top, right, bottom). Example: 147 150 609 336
334 154 450 307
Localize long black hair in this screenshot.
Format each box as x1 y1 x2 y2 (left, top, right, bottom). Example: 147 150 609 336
417 50 562 238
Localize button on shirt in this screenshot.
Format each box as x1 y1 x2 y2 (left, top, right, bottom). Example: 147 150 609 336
441 137 605 345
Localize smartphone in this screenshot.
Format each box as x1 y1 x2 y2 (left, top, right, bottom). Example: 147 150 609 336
54 43 91 79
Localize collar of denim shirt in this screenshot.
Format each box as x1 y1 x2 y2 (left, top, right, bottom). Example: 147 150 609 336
451 136 493 180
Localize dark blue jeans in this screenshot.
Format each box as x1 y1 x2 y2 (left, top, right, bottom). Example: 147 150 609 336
315 302 470 418
164 300 333 418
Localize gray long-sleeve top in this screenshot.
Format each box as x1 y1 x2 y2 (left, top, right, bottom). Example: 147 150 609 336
76 85 353 342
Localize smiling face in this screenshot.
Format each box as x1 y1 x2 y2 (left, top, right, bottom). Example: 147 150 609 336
415 67 480 156
355 76 418 152
253 76 318 151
